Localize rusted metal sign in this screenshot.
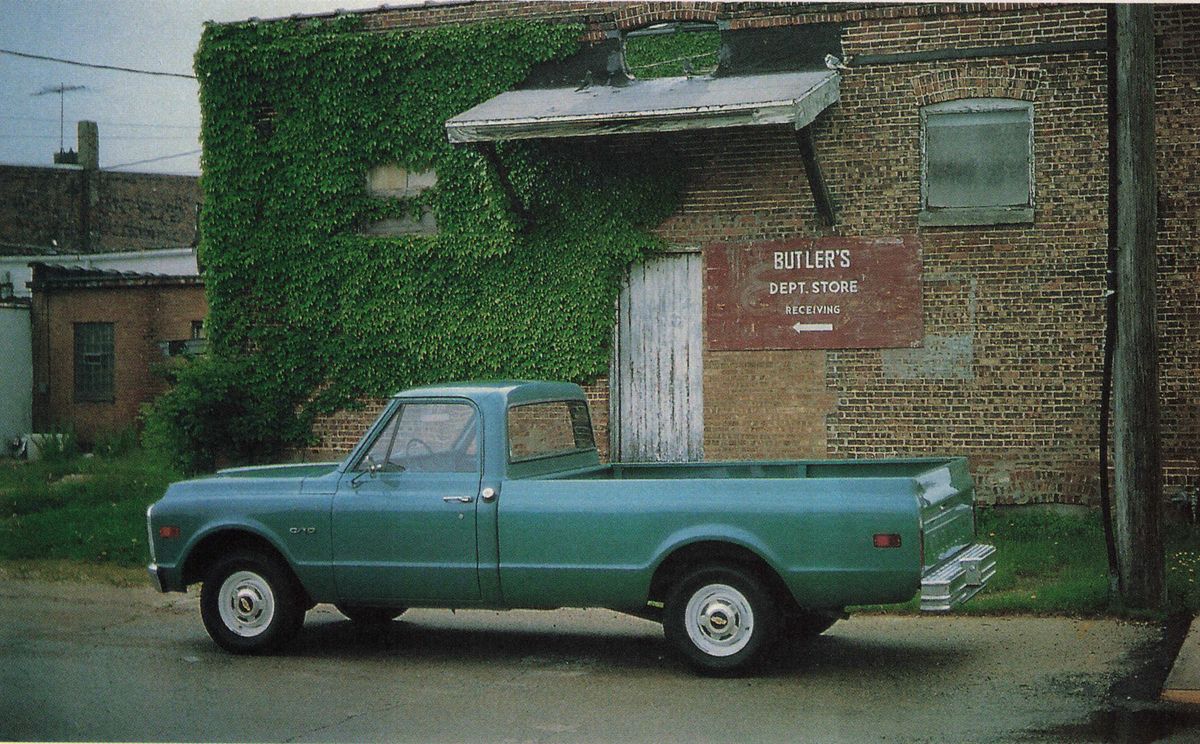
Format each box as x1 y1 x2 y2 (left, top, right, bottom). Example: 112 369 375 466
705 237 923 350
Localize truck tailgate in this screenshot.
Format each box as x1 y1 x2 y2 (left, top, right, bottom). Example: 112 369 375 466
916 458 996 610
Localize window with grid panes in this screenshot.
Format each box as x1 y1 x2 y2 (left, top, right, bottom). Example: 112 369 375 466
74 322 114 402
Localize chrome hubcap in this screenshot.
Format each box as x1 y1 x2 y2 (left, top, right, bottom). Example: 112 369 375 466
685 583 754 657
218 570 275 637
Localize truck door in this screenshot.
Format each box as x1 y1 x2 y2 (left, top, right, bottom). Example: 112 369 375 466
332 399 482 602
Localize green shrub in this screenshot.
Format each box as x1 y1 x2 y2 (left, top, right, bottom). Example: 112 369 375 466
33 427 78 464
141 354 308 473
92 428 140 458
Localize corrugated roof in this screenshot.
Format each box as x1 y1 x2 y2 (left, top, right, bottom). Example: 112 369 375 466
27 262 203 290
445 70 839 143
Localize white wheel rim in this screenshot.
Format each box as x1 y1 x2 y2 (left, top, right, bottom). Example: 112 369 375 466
218 570 275 638
684 583 755 657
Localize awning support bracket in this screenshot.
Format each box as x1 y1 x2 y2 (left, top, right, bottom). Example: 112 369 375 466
473 142 532 230
795 125 837 226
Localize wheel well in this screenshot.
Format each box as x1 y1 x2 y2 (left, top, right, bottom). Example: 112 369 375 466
182 530 306 602
647 541 801 616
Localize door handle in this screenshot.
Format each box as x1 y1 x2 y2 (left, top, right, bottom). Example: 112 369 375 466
443 495 474 504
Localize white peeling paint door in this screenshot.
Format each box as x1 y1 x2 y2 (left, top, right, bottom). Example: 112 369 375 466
611 251 703 462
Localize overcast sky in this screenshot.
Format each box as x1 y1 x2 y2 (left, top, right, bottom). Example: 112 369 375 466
0 0 385 175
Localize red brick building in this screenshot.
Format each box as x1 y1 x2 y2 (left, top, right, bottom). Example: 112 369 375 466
28 264 207 445
267 2 1196 509
1 122 202 446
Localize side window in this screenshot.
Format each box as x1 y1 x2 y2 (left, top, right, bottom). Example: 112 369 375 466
508 400 596 462
358 402 478 473
74 322 114 402
919 98 1034 226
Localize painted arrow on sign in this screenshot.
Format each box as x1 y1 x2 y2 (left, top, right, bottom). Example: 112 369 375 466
793 323 834 333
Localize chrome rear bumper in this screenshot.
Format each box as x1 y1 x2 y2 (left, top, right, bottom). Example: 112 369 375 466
920 543 997 612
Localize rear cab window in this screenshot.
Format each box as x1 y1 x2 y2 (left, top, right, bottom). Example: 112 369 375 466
507 400 596 467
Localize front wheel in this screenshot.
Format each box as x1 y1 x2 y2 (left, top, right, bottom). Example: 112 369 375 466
199 550 304 654
664 564 778 675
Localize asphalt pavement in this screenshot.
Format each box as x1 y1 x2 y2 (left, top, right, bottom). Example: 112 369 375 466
2 578 1200 743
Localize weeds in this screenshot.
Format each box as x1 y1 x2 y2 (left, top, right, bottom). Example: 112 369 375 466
0 449 181 566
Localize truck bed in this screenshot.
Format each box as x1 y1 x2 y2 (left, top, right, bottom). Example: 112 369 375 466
498 456 979 611
542 457 963 481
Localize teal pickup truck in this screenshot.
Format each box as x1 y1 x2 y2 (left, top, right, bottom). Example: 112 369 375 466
147 381 995 673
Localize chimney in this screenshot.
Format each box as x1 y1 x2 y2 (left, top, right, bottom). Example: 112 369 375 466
78 120 99 170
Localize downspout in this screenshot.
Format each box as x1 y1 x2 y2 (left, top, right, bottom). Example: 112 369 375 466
1099 6 1121 597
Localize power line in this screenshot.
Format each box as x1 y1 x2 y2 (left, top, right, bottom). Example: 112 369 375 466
104 149 202 170
0 48 196 80
0 134 198 141
0 114 199 130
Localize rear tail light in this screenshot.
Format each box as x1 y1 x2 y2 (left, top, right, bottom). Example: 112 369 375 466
873 533 902 549
158 525 181 539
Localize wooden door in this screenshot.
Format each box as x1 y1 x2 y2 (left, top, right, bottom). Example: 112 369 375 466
611 251 703 462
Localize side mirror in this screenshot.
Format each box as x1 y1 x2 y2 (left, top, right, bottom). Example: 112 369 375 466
350 455 385 487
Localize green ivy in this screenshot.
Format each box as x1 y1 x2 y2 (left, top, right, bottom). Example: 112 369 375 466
146 16 682 468
625 29 721 78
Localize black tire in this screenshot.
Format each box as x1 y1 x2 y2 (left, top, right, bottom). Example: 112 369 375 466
199 549 305 654
664 564 778 675
335 604 407 624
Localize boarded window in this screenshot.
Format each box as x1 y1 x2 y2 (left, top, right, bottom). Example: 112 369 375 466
364 165 439 236
508 400 596 462
74 322 114 402
920 99 1034 226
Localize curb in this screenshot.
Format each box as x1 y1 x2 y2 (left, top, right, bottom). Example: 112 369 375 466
1162 614 1200 705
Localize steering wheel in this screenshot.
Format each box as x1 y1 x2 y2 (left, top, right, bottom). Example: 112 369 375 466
405 438 433 456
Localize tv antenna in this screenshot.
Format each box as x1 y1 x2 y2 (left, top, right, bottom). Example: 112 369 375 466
33 83 88 151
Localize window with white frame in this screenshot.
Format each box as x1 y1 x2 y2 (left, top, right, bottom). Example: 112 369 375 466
919 98 1034 226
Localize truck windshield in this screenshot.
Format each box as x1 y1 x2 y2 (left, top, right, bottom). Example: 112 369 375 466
358 401 479 473
508 400 596 463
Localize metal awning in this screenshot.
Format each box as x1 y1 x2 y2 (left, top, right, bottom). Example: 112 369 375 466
445 70 840 144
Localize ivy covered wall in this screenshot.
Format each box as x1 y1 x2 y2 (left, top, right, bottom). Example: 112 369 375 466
149 17 682 469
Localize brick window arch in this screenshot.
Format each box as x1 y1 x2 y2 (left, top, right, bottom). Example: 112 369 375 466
614 4 720 33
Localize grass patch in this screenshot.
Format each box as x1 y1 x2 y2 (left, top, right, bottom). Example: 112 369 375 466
854 507 1200 618
0 450 182 567
0 559 148 587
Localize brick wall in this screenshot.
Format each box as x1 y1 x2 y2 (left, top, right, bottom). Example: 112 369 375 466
30 278 208 444
292 2 1199 507
0 165 199 255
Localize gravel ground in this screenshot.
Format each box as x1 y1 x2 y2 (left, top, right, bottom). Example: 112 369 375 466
1 577 1198 743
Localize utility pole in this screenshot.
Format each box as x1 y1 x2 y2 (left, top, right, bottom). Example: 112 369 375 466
1112 4 1163 609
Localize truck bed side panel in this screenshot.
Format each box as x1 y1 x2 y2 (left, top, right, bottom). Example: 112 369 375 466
496 477 924 611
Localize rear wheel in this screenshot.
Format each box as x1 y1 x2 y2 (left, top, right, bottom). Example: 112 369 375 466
199 550 304 654
664 564 778 675
335 605 407 624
